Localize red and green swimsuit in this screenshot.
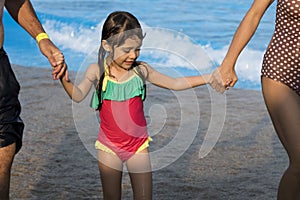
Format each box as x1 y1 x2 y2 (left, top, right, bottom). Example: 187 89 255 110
92 69 149 161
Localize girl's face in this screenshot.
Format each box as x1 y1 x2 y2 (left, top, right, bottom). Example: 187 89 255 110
111 37 142 70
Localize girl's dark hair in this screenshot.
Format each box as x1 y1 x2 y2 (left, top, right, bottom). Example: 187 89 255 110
96 11 147 110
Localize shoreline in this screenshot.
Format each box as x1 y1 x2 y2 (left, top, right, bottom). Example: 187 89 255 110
10 64 286 199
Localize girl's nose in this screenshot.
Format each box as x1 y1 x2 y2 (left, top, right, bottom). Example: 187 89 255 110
129 50 139 59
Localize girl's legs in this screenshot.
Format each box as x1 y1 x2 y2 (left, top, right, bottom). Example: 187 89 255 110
98 150 123 200
262 77 300 200
126 148 152 200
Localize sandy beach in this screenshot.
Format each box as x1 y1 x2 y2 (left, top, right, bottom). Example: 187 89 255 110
9 65 287 200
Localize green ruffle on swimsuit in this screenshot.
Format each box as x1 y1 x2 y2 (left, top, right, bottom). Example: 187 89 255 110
90 71 145 109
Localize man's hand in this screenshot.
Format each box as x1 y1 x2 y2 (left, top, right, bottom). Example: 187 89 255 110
38 39 69 81
52 51 69 82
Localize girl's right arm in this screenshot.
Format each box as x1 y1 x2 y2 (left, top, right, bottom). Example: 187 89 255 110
60 63 99 103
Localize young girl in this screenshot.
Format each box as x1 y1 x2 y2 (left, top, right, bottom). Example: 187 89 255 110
60 11 211 200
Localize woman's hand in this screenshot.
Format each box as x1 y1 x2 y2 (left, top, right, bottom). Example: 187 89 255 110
210 65 238 93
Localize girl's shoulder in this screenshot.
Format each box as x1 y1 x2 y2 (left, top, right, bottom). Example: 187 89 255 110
133 61 151 80
85 63 100 82
135 61 152 73
87 63 100 71
136 61 149 67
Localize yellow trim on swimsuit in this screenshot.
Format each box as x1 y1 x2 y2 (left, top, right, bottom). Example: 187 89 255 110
95 137 152 156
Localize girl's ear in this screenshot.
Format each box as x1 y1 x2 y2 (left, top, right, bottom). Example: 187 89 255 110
102 40 111 52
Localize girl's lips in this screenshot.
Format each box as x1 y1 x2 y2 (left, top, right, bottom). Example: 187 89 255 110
125 61 133 65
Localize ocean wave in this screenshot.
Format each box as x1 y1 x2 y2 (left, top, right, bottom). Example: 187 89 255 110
5 0 271 90
43 19 264 89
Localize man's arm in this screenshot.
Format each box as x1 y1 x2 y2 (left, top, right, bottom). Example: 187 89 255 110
5 0 45 38
5 0 68 80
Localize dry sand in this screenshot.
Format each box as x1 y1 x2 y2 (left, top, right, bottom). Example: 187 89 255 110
9 65 287 200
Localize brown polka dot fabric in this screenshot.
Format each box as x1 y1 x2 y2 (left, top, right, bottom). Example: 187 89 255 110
261 0 300 95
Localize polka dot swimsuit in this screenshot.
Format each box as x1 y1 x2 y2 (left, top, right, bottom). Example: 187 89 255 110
261 0 300 95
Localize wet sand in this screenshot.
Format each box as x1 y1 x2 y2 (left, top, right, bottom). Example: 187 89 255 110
10 65 287 199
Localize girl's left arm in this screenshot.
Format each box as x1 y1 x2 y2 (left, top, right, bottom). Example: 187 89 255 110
144 63 211 91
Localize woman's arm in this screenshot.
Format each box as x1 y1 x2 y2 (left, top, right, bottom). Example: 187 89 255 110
60 64 99 103
210 0 275 92
143 63 210 91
